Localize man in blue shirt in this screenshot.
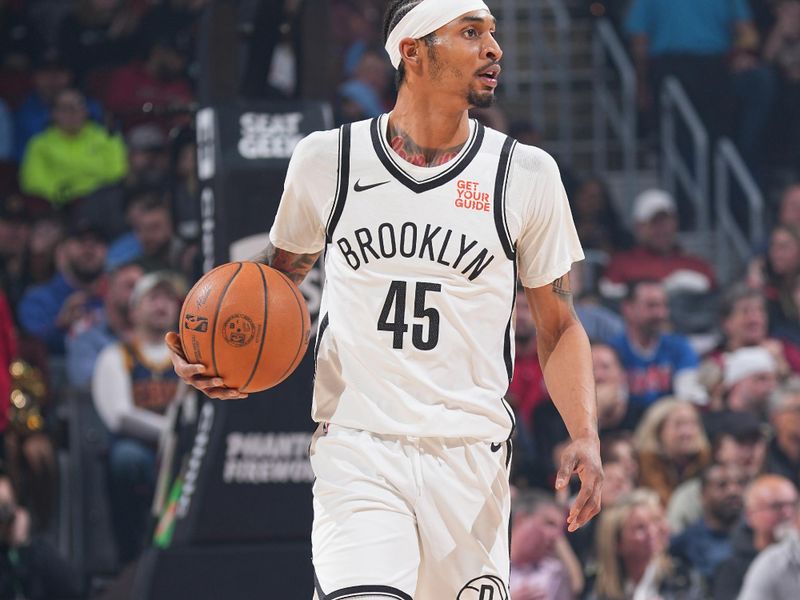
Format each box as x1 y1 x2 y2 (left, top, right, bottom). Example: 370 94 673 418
18 219 106 355
610 279 703 408
671 462 747 582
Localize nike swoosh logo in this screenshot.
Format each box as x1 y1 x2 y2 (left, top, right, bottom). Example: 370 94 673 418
353 179 390 192
490 443 503 453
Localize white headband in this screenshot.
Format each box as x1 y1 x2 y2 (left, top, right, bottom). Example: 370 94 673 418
385 0 491 69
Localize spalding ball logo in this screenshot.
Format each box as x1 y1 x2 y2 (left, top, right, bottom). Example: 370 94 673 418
222 314 256 347
457 576 509 600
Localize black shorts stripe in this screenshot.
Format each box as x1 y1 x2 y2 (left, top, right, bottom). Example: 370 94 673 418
314 312 330 371
315 575 413 600
493 136 516 261
325 124 352 243
370 117 485 194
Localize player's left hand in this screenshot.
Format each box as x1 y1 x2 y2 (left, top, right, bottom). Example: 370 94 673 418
555 435 603 532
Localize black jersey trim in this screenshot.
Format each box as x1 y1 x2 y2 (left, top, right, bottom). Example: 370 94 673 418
314 576 413 600
369 117 485 194
325 124 352 243
493 136 517 261
502 260 518 385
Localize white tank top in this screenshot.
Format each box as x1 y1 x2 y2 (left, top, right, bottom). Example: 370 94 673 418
270 114 583 441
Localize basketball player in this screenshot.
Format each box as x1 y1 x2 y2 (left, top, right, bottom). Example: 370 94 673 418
167 1 603 597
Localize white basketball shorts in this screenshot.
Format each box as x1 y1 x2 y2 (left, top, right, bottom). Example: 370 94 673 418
309 423 512 600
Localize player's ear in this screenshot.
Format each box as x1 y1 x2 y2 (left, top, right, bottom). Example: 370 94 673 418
399 38 422 72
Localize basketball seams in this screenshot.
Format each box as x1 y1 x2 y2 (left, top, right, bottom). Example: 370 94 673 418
240 262 269 393
272 269 309 384
211 262 244 379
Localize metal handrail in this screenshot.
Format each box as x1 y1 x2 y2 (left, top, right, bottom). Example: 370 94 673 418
660 76 710 231
493 0 573 163
714 137 765 282
546 0 573 164
592 19 637 216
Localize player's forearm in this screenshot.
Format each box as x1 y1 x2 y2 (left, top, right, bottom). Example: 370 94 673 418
249 240 320 285
539 320 598 442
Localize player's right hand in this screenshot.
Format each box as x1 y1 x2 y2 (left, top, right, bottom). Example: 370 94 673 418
165 331 248 400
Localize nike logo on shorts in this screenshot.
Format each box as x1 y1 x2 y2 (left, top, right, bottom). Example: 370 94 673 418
490 443 503 452
354 179 390 192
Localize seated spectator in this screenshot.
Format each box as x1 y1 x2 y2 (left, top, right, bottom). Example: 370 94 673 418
669 462 747 582
601 432 639 484
125 123 170 188
590 488 702 600
570 175 633 255
746 225 800 333
737 494 800 600
170 126 200 242
66 261 143 389
337 49 392 122
510 489 575 600
706 283 800 375
13 48 104 161
763 0 800 175
0 193 33 314
19 88 127 205
103 36 194 132
0 468 82 599
17 218 106 355
57 0 141 85
601 190 716 299
0 97 11 161
712 474 798 599
92 271 184 563
634 398 711 504
130 193 187 274
763 380 800 488
777 183 800 230
722 346 778 418
609 280 705 409
669 410 766 533
571 261 625 344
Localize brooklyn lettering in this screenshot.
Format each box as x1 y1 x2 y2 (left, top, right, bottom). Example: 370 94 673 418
336 222 495 281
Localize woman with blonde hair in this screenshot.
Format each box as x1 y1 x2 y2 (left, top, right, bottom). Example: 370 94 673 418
633 398 711 504
590 489 703 600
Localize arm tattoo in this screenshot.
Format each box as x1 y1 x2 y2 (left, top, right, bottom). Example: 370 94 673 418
386 121 465 167
553 275 579 319
250 240 320 285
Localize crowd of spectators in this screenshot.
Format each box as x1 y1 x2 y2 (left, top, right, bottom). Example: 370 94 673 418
0 1 800 599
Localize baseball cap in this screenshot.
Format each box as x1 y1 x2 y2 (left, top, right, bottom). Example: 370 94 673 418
126 124 166 152
632 189 677 223
723 346 777 388
129 271 186 307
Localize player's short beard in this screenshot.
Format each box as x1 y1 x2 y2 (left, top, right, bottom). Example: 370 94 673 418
468 88 496 108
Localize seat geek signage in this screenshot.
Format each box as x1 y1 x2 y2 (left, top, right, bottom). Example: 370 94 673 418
238 112 305 159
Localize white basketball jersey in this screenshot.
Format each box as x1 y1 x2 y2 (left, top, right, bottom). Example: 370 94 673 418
270 115 583 441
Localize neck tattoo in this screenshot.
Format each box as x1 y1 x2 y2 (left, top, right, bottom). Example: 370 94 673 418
386 121 466 167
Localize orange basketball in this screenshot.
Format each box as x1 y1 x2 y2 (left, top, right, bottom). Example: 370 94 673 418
179 261 311 393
